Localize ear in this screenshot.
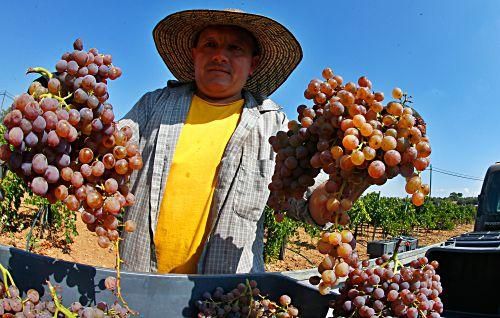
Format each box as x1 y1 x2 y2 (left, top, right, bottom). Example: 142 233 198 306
249 55 260 76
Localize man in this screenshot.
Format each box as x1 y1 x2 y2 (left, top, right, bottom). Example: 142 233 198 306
119 9 329 274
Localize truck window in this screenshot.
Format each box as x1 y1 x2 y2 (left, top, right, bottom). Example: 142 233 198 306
486 171 500 213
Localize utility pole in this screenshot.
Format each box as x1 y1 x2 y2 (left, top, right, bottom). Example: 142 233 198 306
429 164 433 197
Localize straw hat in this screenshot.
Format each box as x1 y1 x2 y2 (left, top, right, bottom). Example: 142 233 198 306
153 9 303 98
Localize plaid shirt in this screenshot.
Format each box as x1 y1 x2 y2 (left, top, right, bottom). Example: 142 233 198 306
118 82 322 274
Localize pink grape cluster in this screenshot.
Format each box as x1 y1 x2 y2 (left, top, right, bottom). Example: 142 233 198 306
0 39 141 248
267 68 431 225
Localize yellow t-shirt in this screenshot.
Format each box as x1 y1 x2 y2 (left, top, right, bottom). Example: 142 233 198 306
154 95 244 273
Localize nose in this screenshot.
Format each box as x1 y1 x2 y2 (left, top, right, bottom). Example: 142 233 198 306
211 47 229 63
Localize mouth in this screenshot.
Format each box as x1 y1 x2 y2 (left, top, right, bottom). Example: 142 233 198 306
207 67 231 75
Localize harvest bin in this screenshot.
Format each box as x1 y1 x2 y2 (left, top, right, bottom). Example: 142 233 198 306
0 244 333 317
426 246 500 317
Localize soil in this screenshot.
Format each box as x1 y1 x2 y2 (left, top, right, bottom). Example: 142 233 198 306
0 205 474 272
0 207 115 269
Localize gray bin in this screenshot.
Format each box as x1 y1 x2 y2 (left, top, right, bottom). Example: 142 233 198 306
366 240 396 258
426 246 500 316
400 236 418 251
0 245 333 317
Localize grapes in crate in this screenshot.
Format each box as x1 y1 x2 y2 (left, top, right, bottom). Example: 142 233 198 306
330 255 443 318
0 38 141 248
195 280 299 318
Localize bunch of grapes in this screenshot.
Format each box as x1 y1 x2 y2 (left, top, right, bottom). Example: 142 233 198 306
0 39 141 249
195 280 299 318
0 280 130 318
267 68 431 225
308 229 358 295
330 256 443 318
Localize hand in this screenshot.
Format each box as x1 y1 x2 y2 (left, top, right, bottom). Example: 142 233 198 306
308 180 371 226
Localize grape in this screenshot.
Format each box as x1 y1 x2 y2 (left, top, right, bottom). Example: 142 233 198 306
81 212 95 224
60 167 73 181
97 235 111 248
42 112 57 131
71 171 84 188
47 130 60 147
114 159 129 174
368 160 385 179
31 177 48 196
32 154 48 174
8 127 24 147
103 214 118 230
91 161 105 176
86 191 103 209
104 178 118 194
80 164 92 178
78 148 93 164
392 87 403 99
128 155 143 170
55 59 67 73
104 276 116 291
79 107 93 123
102 153 116 169
44 165 60 183
24 132 39 148
124 220 136 232
103 197 121 214
32 116 46 132
40 98 58 112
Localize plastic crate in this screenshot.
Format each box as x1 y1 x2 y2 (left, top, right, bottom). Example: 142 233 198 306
400 236 418 251
426 246 500 316
367 240 397 258
0 245 333 317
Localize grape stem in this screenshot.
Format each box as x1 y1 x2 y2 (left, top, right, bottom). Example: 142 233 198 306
39 92 73 109
245 279 254 318
335 181 346 199
355 141 366 151
381 238 404 271
26 67 53 79
0 262 16 297
114 239 137 315
46 281 77 318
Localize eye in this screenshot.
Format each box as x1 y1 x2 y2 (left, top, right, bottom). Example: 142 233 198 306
229 44 243 51
203 41 217 48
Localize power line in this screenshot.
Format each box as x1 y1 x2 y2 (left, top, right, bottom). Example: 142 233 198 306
0 90 15 99
0 90 15 110
431 166 482 180
432 168 483 181
429 168 483 181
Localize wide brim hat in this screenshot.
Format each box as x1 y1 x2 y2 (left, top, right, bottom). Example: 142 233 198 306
153 9 303 98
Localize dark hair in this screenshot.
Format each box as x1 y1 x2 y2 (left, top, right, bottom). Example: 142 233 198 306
192 25 261 56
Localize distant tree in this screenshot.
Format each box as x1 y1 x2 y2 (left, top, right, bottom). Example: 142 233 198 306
449 192 463 201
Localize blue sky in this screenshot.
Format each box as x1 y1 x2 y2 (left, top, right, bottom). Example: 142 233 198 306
1 0 499 198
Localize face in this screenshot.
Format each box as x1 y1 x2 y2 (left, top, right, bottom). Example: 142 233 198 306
192 26 260 103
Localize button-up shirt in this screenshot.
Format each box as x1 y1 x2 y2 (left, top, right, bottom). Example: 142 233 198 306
119 82 322 274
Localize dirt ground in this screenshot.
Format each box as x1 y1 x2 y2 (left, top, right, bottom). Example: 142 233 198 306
0 210 115 269
0 207 473 272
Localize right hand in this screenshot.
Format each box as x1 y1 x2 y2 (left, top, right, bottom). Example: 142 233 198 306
308 180 371 226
